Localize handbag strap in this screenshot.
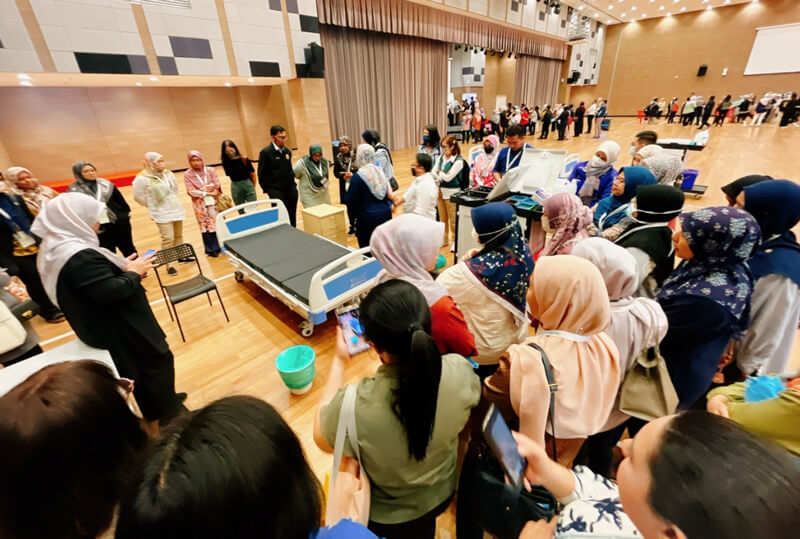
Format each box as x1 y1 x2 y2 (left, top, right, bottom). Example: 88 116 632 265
527 343 558 461
331 384 361 482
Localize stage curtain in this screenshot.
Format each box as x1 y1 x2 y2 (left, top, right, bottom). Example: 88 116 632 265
321 25 448 151
514 54 562 108
317 0 567 61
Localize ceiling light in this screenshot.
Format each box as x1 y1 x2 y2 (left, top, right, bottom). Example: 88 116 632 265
17 73 31 80
673 0 680 3
578 5 584 9
248 77 255 82
680 6 685 10
659 5 665 10
642 13 646 17
594 13 599 17
621 12 626 16
135 82 143 86
724 0 730 3
666 11 672 16
19 80 33 86
608 18 612 22
631 6 636 10
149 76 158 81
608 4 613 8
707 5 712 9
751 0 759 3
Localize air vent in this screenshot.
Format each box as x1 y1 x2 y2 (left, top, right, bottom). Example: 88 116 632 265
128 0 192 9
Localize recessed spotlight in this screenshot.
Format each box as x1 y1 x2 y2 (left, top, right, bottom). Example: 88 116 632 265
621 12 626 16
224 82 232 87
578 5 584 9
707 5 712 9
666 11 672 16
631 6 636 10
608 18 613 22
608 4 613 8
673 0 680 3
642 13 647 17
149 76 158 81
19 80 33 86
17 73 31 80
248 77 255 82
659 5 665 10
751 0 758 3
724 0 730 3
680 6 685 10
136 82 143 86
595 13 599 17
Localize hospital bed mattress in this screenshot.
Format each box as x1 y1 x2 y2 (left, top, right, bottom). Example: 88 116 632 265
224 224 350 304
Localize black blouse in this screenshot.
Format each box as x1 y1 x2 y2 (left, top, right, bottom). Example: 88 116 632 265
223 157 255 182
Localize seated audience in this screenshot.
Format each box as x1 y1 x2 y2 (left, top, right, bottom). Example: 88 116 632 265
639 151 683 185
720 174 772 206
569 140 621 206
657 207 761 409
707 376 800 457
571 238 668 477
117 395 377 539
5 166 58 215
31 194 183 422
735 179 800 376
370 214 476 358
470 134 500 187
593 166 657 235
437 202 533 373
345 144 393 248
515 412 800 538
294 144 332 208
487 255 620 465
314 280 480 539
0 269 42 366
614 184 685 298
183 150 222 257
68 161 137 257
0 360 147 539
398 153 438 220
541 193 593 256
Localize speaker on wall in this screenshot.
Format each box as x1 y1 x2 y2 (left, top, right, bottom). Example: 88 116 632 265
308 42 325 78
697 64 708 77
568 70 580 84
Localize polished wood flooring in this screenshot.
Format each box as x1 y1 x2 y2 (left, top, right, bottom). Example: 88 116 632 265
28 119 799 537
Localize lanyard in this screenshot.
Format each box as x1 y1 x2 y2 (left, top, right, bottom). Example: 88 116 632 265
506 147 523 170
312 161 324 177
614 222 671 244
537 329 590 342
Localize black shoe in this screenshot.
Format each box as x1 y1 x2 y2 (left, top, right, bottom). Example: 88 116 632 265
167 266 178 276
43 311 66 323
178 256 196 264
176 392 188 403
208 251 220 258
347 226 355 236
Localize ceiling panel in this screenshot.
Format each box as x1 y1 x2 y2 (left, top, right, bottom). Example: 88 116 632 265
558 0 754 26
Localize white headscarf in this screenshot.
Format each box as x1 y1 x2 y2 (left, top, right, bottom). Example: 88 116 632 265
31 193 127 306
354 144 388 200
585 140 621 177
370 214 447 306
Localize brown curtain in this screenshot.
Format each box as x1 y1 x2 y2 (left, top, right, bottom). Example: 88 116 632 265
317 0 567 61
321 25 448 151
514 54 562 107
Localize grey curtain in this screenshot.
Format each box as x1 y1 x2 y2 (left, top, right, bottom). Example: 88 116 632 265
317 0 567 61
321 25 448 151
514 54 562 107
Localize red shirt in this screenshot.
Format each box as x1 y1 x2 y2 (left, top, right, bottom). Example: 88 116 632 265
430 295 477 357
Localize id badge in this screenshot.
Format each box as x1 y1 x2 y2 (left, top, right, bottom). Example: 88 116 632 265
204 195 215 206
98 206 110 224
14 230 36 248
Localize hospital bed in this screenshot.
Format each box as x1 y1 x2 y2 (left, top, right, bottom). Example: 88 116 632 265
215 200 382 337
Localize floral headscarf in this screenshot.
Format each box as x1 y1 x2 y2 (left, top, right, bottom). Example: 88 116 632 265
354 144 387 200
658 207 761 321
642 152 683 185
542 193 593 256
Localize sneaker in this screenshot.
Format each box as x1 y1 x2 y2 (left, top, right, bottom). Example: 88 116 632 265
167 267 178 276
178 256 196 264
208 251 220 258
44 311 66 323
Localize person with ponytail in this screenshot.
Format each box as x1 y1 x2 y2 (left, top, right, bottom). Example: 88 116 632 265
314 280 480 539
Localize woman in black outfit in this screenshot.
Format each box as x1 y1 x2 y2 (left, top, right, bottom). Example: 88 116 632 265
574 101 586 137
31 193 184 422
68 161 136 257
221 139 257 207
333 135 358 235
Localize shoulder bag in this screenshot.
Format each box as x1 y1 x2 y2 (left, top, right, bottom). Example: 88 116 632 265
467 342 560 539
325 384 371 527
619 345 679 421
0 301 27 354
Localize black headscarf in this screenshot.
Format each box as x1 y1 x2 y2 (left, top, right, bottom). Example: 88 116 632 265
615 184 685 286
720 174 772 203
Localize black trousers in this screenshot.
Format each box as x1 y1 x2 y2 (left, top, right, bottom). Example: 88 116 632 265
587 115 594 132
111 344 181 422
13 253 60 318
714 110 728 126
369 494 453 539
667 111 677 124
339 177 355 228
557 124 566 140
539 122 550 138
573 418 647 479
98 217 137 257
266 186 298 227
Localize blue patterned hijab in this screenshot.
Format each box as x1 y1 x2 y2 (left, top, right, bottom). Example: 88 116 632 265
658 207 761 321
593 166 657 230
465 202 534 314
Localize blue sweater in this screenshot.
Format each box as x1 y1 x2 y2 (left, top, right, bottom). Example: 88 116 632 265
568 162 618 207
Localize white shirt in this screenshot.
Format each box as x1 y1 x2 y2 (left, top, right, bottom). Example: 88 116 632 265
404 172 438 220
132 171 185 224
433 156 464 200
587 103 598 116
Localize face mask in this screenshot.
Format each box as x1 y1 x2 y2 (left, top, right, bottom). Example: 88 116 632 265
410 166 418 177
589 155 606 168
541 215 552 232
625 204 638 221
484 144 494 153
423 135 430 143
628 145 637 156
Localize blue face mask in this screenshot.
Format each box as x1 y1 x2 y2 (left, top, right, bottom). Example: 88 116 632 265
423 135 430 143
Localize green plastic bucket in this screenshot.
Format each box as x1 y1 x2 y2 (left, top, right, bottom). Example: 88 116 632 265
275 345 316 395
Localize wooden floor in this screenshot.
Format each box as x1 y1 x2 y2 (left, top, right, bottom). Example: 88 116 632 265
29 118 799 537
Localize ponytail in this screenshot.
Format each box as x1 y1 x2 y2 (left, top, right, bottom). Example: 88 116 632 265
360 281 443 461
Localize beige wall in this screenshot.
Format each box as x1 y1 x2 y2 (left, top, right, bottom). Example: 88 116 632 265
570 0 800 115
287 78 334 160
0 84 305 183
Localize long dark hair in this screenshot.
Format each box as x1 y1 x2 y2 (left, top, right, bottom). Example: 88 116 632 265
360 280 442 461
220 139 241 163
0 360 147 539
649 411 800 538
115 396 323 539
424 124 441 147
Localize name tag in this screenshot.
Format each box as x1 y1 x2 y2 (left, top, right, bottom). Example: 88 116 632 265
14 230 36 248
204 195 215 206
98 205 111 224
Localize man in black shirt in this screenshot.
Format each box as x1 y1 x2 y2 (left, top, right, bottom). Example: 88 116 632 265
258 125 298 227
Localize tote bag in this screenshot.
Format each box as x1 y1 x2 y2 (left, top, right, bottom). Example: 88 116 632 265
0 301 27 354
325 384 371 527
619 346 679 421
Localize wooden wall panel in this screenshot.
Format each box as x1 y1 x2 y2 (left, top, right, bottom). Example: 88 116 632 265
287 78 333 159
570 0 800 115
235 85 294 159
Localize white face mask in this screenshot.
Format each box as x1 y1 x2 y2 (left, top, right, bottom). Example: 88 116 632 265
541 215 552 233
628 145 637 156
589 155 607 168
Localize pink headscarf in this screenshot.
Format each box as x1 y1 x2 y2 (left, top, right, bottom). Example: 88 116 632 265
370 214 448 306
471 135 500 187
542 193 593 256
510 256 620 445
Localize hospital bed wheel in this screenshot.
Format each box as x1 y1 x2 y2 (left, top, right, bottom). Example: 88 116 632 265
300 321 314 338
234 271 244 283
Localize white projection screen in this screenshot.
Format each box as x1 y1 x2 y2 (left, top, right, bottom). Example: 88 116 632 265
744 23 800 75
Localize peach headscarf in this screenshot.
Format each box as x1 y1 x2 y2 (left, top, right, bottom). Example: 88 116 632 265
509 255 621 446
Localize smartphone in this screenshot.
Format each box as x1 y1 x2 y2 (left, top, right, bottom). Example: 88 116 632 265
482 404 527 490
336 305 371 356
142 249 157 258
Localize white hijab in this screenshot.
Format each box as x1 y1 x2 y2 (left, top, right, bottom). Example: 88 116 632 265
370 214 447 306
31 193 127 306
